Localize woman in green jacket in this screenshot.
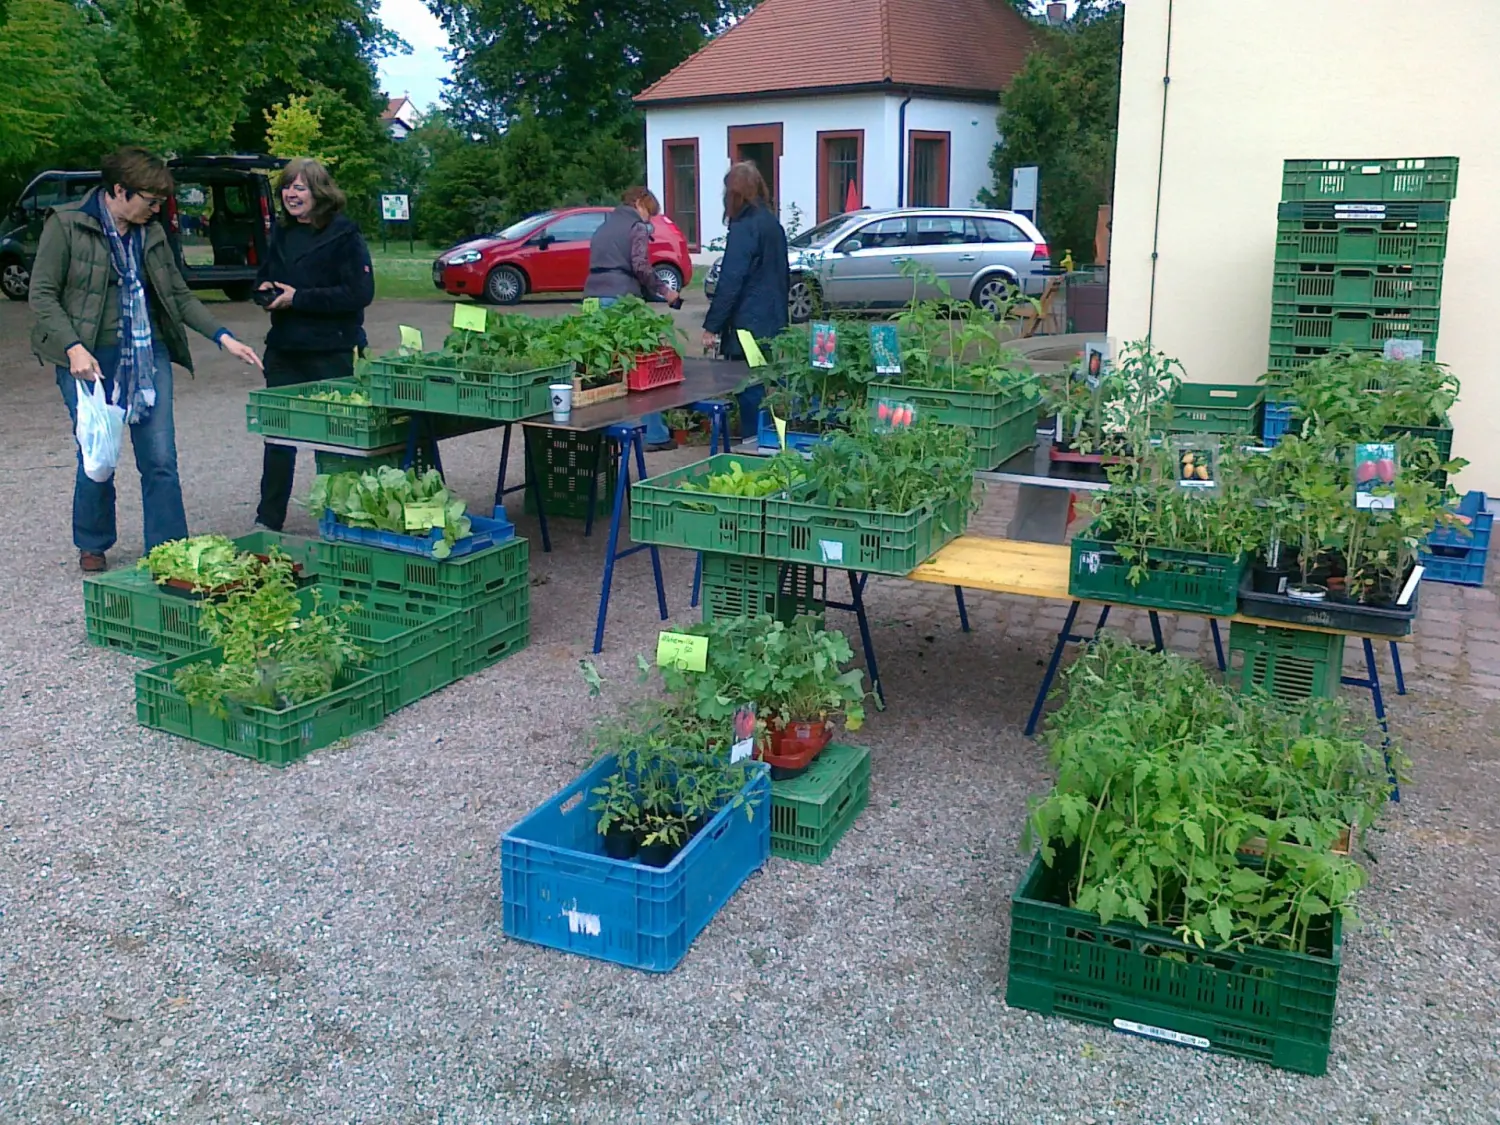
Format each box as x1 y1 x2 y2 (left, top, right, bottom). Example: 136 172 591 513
29 146 262 571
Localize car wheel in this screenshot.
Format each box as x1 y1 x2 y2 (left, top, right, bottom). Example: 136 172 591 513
973 275 1020 318
484 265 525 305
221 281 255 302
1 259 30 301
788 277 817 324
653 264 683 293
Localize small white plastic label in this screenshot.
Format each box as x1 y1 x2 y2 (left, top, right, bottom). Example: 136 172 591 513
1398 565 1423 606
730 738 754 763
819 539 844 564
563 907 600 937
1113 1018 1209 1050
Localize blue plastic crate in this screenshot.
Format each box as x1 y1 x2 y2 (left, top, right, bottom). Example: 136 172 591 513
1427 491 1492 552
318 506 515 559
1419 545 1488 586
500 756 770 972
757 410 832 453
1262 401 1294 447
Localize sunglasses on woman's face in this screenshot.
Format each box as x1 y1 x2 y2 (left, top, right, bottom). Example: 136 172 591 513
135 192 166 211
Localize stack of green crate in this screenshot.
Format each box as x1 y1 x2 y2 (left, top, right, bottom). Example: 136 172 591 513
1268 157 1458 380
310 533 530 678
523 427 615 520
770 743 870 864
1226 621 1345 703
699 553 825 625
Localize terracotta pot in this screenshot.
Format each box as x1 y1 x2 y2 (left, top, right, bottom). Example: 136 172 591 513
756 718 833 780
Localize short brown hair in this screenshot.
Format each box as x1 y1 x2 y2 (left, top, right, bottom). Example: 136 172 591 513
723 162 769 222
622 186 660 216
276 157 347 228
101 147 174 198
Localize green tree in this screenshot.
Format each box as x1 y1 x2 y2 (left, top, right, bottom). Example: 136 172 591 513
265 95 325 159
980 1 1123 265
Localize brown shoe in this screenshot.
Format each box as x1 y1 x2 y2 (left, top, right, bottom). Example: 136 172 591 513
79 551 107 573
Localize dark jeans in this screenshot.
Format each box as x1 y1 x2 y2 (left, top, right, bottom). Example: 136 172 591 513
258 347 354 530
56 344 186 554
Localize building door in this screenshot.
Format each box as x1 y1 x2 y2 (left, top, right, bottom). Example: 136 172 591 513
726 124 783 209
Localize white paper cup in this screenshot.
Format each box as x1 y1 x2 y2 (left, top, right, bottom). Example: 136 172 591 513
549 383 573 422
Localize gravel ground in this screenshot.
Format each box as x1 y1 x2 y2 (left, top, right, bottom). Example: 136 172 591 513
2 296 1499 1124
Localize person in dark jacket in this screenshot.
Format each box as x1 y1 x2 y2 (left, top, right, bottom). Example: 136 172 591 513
701 163 790 436
584 187 681 449
253 157 375 530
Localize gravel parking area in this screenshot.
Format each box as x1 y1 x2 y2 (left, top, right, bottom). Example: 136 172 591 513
2 296 1498 1123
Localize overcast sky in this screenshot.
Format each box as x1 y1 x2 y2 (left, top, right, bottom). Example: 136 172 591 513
376 0 451 113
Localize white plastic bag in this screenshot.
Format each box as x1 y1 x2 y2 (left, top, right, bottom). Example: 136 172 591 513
74 377 126 483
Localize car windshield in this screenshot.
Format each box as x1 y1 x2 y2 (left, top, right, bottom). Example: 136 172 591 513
494 212 555 241
790 216 854 249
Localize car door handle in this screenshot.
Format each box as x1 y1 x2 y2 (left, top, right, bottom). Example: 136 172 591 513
890 257 910 265
958 254 977 262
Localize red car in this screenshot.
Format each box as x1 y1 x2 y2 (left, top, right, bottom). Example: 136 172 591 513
433 206 693 304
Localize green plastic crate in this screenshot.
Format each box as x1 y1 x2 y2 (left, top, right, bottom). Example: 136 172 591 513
770 743 869 864
630 454 784 557
461 584 530 648
765 489 970 577
309 535 529 610
1266 343 1385 374
1271 262 1443 310
230 530 320 576
368 357 568 422
867 383 1037 469
344 603 464 714
246 379 410 449
523 428 616 520
1069 526 1245 616
313 449 405 477
1227 622 1345 702
1274 201 1449 266
457 616 530 677
700 554 825 624
1281 156 1459 203
1006 853 1341 1076
1167 384 1265 435
1270 304 1440 351
135 650 385 766
85 569 208 658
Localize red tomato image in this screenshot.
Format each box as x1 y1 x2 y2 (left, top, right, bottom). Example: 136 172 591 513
1375 458 1396 483
1355 460 1378 484
877 402 891 422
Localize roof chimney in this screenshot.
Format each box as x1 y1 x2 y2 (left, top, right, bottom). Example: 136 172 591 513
1046 2 1068 25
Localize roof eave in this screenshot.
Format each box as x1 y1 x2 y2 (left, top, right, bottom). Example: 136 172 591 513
635 80 1002 108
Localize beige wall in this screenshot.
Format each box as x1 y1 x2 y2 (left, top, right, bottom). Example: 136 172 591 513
1108 0 1500 489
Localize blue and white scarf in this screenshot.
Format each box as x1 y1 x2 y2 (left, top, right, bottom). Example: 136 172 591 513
93 192 157 424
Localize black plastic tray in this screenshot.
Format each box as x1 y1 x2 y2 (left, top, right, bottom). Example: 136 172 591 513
1236 570 1418 637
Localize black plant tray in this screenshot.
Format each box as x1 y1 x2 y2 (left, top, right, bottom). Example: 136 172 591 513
1236 570 1419 637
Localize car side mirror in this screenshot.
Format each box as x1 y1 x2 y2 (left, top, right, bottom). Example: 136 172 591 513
534 233 555 250
840 239 862 254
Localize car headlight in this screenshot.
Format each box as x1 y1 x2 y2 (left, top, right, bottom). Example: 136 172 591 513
447 250 482 266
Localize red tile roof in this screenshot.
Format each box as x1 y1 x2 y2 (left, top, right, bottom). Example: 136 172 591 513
381 96 412 122
636 0 1038 105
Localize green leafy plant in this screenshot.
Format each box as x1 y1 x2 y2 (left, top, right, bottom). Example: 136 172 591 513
139 535 255 591
173 553 364 715
1025 635 1399 954
550 296 683 386
305 467 473 559
676 452 806 504
803 413 977 516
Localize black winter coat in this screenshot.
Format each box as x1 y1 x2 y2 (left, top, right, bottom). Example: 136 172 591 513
703 203 789 357
257 213 374 352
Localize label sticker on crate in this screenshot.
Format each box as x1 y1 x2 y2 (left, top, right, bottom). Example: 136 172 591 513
403 502 447 530
563 905 601 937
819 539 845 564
1383 338 1424 362
656 631 708 672
1112 1019 1210 1050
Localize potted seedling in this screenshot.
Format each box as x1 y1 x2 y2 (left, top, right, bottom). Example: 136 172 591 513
590 771 643 860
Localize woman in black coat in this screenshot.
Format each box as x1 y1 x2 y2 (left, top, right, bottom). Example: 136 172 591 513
254 157 375 530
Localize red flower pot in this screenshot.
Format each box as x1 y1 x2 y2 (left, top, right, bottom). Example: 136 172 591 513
756 718 833 780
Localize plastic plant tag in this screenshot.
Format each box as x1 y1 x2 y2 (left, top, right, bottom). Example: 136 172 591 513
873 398 917 432
1383 338 1424 362
1354 442 1398 510
819 539 844 564
1173 437 1218 490
870 324 901 374
403 503 447 530
451 304 487 332
582 297 601 313
399 325 423 353
656 631 708 672
1397 565 1423 606
810 322 838 370
730 703 756 763
737 330 767 368
772 412 788 449
1083 340 1111 390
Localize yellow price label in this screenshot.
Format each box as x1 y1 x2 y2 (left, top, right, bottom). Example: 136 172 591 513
656 631 708 672
772 412 788 449
737 330 767 368
451 304 487 332
399 325 424 352
582 297 601 313
403 503 447 531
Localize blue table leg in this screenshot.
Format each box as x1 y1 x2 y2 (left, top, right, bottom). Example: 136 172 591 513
1026 601 1082 737
523 427 551 554
954 586 971 633
1148 611 1164 652
1093 605 1111 635
1211 618 1226 672
592 423 668 654
847 569 884 709
1341 636 1399 802
1390 640 1407 695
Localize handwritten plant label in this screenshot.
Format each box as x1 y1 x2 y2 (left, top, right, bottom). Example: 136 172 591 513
656 631 708 672
870 324 901 374
451 304 487 332
403 503 447 531
810 322 838 369
398 325 423 353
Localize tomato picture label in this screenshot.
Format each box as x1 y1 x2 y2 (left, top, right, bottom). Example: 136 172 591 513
1112 1018 1210 1050
1354 442 1398 511
810 321 838 370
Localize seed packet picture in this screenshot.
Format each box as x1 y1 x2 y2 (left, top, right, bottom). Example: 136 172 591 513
1354 443 1398 510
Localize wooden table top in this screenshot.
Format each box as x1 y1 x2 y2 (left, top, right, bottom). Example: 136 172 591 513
521 357 752 433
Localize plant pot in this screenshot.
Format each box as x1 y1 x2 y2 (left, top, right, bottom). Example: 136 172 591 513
1286 583 1328 602
636 841 681 868
757 718 833 780
671 429 692 447
1251 563 1295 596
602 826 638 861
